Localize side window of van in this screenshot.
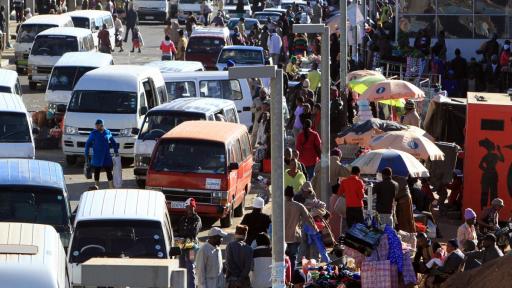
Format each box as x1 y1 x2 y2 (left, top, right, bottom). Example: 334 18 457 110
103 16 114 29
139 92 147 112
231 140 242 163
157 86 167 103
142 80 156 109
66 20 74 27
15 79 22 96
95 17 104 29
199 80 242 100
240 133 251 159
224 108 237 123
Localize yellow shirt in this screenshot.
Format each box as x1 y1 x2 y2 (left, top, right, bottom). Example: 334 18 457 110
308 70 321 91
286 62 299 75
176 37 188 60
284 169 307 193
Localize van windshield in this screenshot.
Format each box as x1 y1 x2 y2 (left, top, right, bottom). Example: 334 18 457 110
199 79 243 100
165 81 197 101
0 113 30 143
17 24 57 43
31 35 78 56
68 90 137 114
152 140 226 174
187 37 225 54
69 220 167 264
139 112 205 140
71 17 91 29
225 0 248 5
0 187 68 227
218 49 263 65
48 66 96 91
0 86 12 93
179 0 201 3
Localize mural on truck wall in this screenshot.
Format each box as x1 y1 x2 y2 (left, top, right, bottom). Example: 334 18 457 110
479 138 512 209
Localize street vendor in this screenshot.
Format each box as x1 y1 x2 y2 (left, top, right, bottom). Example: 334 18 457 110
401 100 421 127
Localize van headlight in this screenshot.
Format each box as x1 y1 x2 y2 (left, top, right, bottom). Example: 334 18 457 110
159 7 166 11
64 125 79 135
135 155 149 167
119 128 136 137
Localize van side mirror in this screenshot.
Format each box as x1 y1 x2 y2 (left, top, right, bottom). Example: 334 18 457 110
228 162 239 171
140 106 148 115
169 247 181 257
95 26 100 31
32 127 40 135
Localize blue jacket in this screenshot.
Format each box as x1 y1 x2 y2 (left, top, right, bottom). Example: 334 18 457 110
84 129 118 167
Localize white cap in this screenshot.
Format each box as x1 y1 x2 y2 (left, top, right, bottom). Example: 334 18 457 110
208 227 228 238
253 197 265 209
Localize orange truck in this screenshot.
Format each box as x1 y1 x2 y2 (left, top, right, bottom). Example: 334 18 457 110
464 92 512 221
146 121 253 227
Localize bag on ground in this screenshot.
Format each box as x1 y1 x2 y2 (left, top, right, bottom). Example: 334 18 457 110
112 156 123 188
84 161 92 179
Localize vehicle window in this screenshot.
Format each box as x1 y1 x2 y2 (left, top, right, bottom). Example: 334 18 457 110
232 140 242 163
71 17 91 29
240 133 251 158
66 20 74 27
165 81 197 101
208 114 215 121
48 66 96 91
68 90 137 114
69 220 167 264
103 16 114 28
142 80 156 109
151 140 226 174
199 80 243 100
138 112 205 140
0 112 30 143
0 86 12 93
224 108 238 123
95 17 104 29
31 35 79 56
139 92 147 109
16 80 22 96
187 37 225 54
218 49 263 65
0 187 68 226
157 86 167 103
16 24 57 43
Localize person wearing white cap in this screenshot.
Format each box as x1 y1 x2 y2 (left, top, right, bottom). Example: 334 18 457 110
401 100 421 127
241 197 271 246
477 197 504 235
195 227 227 288
177 198 202 288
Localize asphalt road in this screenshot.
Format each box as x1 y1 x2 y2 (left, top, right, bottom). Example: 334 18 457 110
9 23 267 239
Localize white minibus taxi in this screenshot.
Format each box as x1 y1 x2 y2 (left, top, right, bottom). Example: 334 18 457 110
0 68 22 96
45 51 113 121
66 10 115 49
62 65 167 166
14 14 74 74
28 27 95 90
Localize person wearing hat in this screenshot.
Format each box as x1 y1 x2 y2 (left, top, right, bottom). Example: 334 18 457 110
478 198 504 235
467 233 504 265
195 227 227 288
84 119 119 188
225 225 253 288
401 100 421 127
177 198 202 288
241 197 271 246
457 208 477 248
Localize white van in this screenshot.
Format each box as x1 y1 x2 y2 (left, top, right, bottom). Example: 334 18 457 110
177 0 212 24
0 222 71 288
45 51 114 121
0 69 23 96
28 27 95 90
66 10 115 49
62 65 167 166
162 71 253 126
134 97 239 187
0 93 36 159
68 189 181 286
144 60 205 73
14 14 74 74
133 0 170 23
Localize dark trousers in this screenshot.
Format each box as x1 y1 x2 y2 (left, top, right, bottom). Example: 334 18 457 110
285 242 300 272
346 207 364 229
124 25 135 42
93 166 113 181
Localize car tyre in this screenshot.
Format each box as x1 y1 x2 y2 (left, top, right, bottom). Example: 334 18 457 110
65 155 77 166
234 193 245 217
121 157 134 167
136 179 146 188
29 81 37 90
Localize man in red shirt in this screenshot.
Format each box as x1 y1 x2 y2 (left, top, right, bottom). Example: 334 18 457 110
338 166 365 228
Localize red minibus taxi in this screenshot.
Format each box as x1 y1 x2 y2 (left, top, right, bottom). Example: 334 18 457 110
146 121 253 227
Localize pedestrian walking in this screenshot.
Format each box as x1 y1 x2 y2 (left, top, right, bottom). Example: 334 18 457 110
267 29 282 65
374 167 398 228
200 0 212 25
284 185 317 272
160 35 176 60
124 3 138 42
131 26 142 53
98 24 112 53
295 119 321 180
284 159 307 193
13 0 24 23
225 225 253 288
240 197 271 246
177 198 202 288
393 175 416 233
84 119 119 188
113 14 123 52
195 227 227 288
176 29 188 60
338 166 365 228
250 233 272 288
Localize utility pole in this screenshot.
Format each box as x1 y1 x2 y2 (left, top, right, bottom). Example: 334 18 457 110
340 0 348 87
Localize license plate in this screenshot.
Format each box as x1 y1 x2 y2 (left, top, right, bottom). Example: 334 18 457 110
170 201 185 209
146 16 154 19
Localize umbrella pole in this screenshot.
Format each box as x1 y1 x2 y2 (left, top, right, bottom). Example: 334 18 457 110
366 182 374 225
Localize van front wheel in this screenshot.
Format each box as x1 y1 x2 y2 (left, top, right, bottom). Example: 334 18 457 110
220 206 234 228
136 179 145 188
29 81 37 90
121 157 134 167
65 155 77 166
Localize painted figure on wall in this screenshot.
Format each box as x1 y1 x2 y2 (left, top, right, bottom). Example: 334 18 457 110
478 138 504 209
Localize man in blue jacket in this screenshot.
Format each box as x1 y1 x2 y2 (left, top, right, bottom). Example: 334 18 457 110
85 119 119 188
